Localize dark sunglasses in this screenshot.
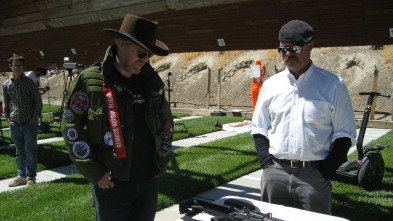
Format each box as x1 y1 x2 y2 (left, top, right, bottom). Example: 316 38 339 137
277 45 303 55
137 51 154 59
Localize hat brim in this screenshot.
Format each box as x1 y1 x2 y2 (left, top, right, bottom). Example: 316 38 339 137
103 29 169 56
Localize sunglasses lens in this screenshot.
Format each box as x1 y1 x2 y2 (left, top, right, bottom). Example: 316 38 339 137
137 52 147 58
137 52 153 59
278 47 286 55
278 46 303 54
292 46 302 53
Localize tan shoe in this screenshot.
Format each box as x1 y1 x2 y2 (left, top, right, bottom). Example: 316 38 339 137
27 177 36 186
9 177 27 187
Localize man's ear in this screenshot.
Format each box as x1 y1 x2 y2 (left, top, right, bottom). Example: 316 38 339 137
308 41 315 51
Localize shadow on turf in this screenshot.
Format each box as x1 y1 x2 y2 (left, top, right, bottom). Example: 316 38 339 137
158 144 260 209
332 191 393 221
51 176 90 185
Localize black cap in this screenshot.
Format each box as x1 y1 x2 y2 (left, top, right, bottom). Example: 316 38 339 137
36 67 47 76
278 20 314 45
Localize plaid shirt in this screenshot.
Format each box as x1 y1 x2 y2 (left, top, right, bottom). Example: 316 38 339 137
2 74 43 123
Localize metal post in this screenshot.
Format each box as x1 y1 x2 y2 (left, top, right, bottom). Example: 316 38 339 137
61 68 74 111
48 86 51 122
370 66 378 120
217 68 222 110
166 72 172 107
207 68 211 109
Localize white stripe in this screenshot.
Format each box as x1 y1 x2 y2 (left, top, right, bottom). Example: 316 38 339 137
243 176 260 181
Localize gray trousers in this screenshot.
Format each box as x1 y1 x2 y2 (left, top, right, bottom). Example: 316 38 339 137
260 162 332 215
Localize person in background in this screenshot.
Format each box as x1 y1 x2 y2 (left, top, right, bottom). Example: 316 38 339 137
26 67 50 94
251 20 356 214
61 14 173 221
3 55 43 187
251 59 266 112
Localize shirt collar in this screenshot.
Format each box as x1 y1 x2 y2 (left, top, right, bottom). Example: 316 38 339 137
10 73 26 82
285 61 315 84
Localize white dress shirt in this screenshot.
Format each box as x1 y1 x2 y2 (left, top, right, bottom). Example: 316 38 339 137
251 62 356 161
25 71 39 85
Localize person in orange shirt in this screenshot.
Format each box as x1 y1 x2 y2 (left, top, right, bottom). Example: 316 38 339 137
251 60 266 112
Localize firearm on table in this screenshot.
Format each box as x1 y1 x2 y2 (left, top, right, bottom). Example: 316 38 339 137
179 198 285 221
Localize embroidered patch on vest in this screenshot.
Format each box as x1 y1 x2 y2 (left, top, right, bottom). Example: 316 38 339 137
63 108 74 123
159 140 172 157
72 141 90 159
66 127 78 142
70 91 89 114
104 131 113 146
163 121 173 139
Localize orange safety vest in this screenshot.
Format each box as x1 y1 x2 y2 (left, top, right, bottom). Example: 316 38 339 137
251 60 265 113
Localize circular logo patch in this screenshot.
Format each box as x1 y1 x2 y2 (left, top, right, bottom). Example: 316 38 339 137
72 141 90 159
63 108 74 123
70 91 89 114
66 127 78 142
159 140 172 158
104 131 113 146
163 121 173 139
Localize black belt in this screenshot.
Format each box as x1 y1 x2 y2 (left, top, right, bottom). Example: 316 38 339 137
273 157 318 168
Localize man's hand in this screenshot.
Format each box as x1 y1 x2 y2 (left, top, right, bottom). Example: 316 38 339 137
29 116 38 124
6 118 12 125
97 171 115 189
39 87 49 94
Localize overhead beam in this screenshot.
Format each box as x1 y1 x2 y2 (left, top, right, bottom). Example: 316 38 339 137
0 0 392 72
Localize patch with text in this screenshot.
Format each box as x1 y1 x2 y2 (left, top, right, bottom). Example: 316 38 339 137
70 91 89 114
72 141 90 159
163 121 173 139
104 131 113 146
63 108 74 123
66 127 78 142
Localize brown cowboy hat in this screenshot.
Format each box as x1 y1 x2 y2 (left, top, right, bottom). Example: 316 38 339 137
103 14 169 56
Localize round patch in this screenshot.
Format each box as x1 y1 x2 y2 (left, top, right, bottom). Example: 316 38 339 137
159 140 172 158
104 131 113 146
72 141 90 159
66 127 78 142
63 108 74 123
163 121 173 139
70 91 89 114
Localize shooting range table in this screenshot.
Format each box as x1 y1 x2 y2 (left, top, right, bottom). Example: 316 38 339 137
178 196 349 221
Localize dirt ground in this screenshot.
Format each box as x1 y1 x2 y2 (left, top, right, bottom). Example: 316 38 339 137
150 45 393 121
1 45 392 121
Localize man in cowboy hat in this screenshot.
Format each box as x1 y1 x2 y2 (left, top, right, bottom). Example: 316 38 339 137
61 14 173 221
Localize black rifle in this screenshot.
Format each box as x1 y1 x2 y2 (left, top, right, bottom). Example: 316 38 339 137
179 198 285 221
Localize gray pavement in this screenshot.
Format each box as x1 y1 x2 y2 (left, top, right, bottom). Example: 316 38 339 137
349 128 391 154
0 118 391 221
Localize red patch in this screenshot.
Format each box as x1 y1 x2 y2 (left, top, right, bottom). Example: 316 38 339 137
163 121 173 139
70 91 89 114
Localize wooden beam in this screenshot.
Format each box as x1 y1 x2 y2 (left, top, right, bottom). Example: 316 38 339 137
96 1 168 22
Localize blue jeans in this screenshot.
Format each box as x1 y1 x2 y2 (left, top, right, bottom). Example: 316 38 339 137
9 122 38 178
92 177 159 221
